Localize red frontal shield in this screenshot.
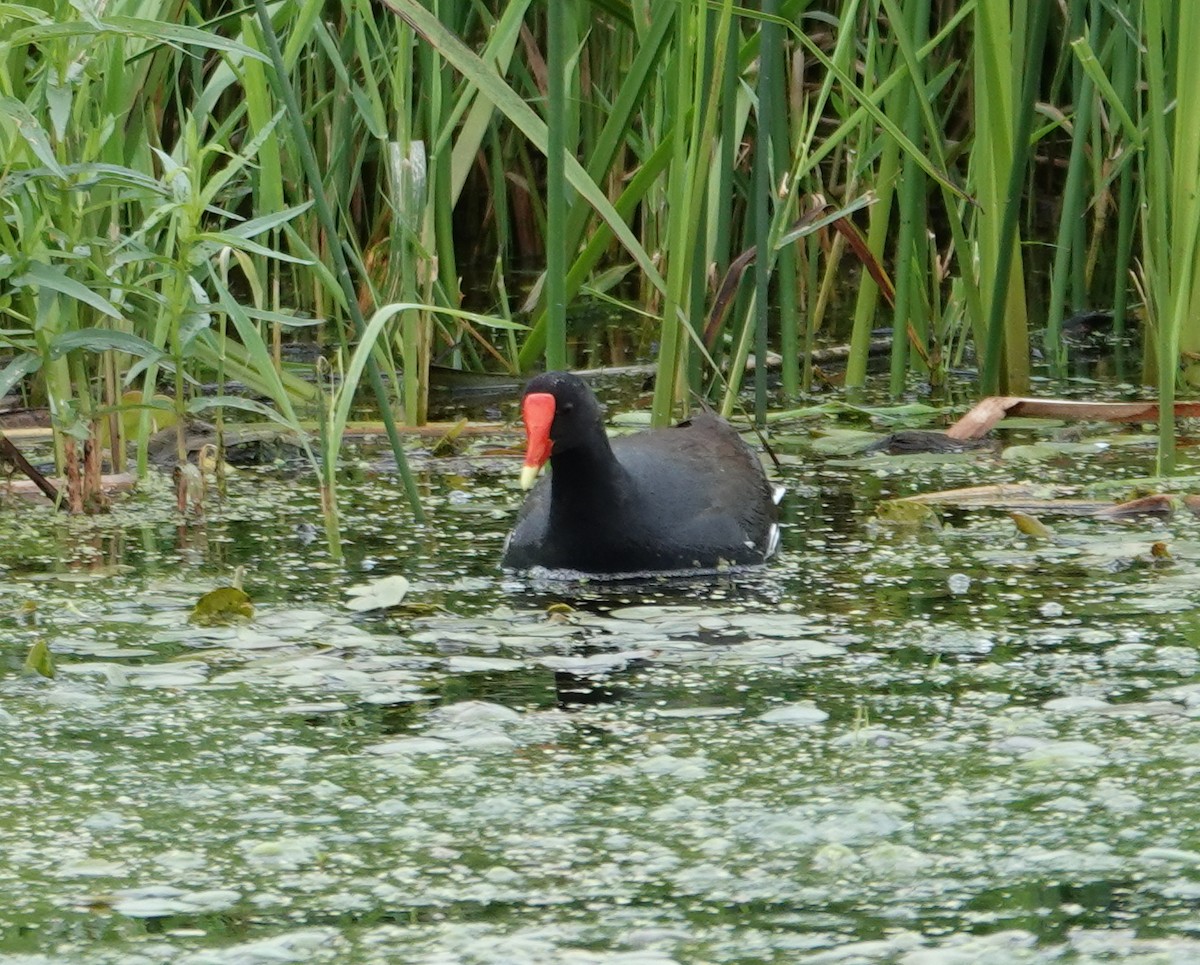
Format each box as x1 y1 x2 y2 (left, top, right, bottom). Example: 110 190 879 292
519 392 556 488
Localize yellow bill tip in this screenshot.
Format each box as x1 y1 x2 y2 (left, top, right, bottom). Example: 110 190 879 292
519 464 542 490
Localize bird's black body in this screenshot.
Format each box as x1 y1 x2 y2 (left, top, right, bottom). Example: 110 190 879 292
502 372 779 575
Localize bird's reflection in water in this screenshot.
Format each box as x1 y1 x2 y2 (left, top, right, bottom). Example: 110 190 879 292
553 670 624 709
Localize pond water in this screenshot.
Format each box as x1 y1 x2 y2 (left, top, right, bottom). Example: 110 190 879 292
5 380 1200 964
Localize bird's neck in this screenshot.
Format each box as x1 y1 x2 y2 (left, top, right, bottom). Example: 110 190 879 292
548 428 627 504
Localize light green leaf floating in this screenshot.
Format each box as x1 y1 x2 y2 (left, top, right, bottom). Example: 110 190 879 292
345 576 410 612
874 500 941 529
1010 511 1055 540
189 587 254 625
809 429 883 456
23 640 55 678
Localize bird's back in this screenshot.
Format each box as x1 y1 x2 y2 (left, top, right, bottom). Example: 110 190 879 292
502 412 777 574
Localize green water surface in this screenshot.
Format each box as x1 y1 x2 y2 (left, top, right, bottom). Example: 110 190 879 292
3 403 1200 964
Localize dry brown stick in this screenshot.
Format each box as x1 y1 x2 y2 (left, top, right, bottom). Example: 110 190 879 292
0 433 64 508
829 217 896 308
702 201 836 348
947 397 1200 440
889 483 1175 519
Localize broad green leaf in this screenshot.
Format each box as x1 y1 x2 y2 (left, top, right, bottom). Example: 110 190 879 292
221 202 314 241
281 0 323 68
189 328 319 403
874 501 941 528
242 307 324 327
61 162 167 194
0 353 42 398
0 5 52 27
197 108 289 211
281 226 348 312
187 395 307 431
809 429 884 455
23 639 55 678
775 194 876 250
349 82 387 140
207 268 314 439
6 17 270 64
241 26 284 213
45 79 70 142
13 263 122 319
195 231 312 265
49 328 161 359
0 97 66 178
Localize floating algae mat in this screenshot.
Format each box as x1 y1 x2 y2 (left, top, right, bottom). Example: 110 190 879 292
4 421 1200 963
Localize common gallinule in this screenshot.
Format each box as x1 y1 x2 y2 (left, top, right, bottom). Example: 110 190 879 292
502 371 782 575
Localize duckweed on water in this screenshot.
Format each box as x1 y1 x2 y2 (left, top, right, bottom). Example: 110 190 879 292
5 424 1200 962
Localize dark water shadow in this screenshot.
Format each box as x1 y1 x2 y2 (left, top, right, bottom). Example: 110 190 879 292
500 565 788 615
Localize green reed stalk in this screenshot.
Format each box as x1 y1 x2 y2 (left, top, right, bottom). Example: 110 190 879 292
1140 0 1173 468
545 0 568 370
1076 0 1103 311
846 7 897 394
416 14 446 423
713 16 739 280
1110 20 1137 338
387 19 420 416
650 0 699 423
386 0 669 316
1142 0 1200 471
722 0 864 412
1165 0 1200 379
652 0 724 424
1045 3 1098 370
889 0 930 395
515 8 674 370
848 0 987 392
252 0 425 523
751 0 973 407
752 0 781 425
768 4 799 398
977 0 1046 394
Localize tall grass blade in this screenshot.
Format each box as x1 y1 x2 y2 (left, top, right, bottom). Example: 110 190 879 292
380 0 669 302
545 0 569 369
977 0 1046 394
251 0 425 523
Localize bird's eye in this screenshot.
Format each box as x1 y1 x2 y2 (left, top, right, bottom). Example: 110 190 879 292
560 402 574 414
